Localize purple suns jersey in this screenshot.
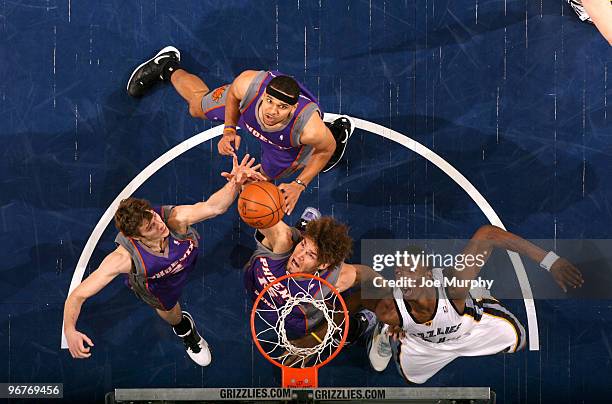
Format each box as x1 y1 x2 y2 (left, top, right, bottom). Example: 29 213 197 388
199 71 322 179
244 228 341 336
238 71 322 179
115 206 200 310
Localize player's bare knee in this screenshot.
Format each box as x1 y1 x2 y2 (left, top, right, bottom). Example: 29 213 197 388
188 101 206 119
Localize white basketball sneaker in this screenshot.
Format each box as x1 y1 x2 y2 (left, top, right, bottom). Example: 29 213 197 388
174 311 211 366
367 322 392 372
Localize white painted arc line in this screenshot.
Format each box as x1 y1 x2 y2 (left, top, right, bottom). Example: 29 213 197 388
339 114 538 351
61 115 539 351
60 125 224 348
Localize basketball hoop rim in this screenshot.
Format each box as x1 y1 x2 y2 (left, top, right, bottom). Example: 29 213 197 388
250 272 350 370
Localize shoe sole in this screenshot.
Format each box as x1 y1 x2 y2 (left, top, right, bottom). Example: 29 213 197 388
126 45 181 93
301 207 322 221
367 323 392 372
322 115 355 173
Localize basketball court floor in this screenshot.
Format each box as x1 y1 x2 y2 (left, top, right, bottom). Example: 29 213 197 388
1 0 611 402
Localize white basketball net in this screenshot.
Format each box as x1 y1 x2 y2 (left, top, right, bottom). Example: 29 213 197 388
253 275 347 368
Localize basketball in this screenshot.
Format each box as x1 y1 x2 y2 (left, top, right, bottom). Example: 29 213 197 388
238 182 284 229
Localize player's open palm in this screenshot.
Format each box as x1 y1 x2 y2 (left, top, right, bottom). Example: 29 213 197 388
221 153 266 185
550 258 584 292
66 329 94 359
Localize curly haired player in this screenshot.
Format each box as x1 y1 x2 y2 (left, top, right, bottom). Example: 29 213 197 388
245 208 381 350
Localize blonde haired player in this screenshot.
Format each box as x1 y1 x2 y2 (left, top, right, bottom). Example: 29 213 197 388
368 225 583 384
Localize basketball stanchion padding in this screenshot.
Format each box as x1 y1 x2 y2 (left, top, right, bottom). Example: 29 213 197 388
250 273 349 388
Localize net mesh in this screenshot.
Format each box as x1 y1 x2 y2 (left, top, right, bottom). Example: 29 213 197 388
253 274 347 368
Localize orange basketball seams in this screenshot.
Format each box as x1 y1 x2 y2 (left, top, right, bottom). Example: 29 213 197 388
238 182 284 229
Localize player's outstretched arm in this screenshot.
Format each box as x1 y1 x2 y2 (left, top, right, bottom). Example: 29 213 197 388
582 0 612 45
218 70 260 155
448 225 584 300
278 115 335 215
257 220 295 254
171 154 266 231
63 246 132 359
339 264 393 311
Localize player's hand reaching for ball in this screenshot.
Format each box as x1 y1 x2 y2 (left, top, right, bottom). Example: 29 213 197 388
550 257 584 292
221 153 266 185
278 181 305 216
217 128 241 155
66 329 94 359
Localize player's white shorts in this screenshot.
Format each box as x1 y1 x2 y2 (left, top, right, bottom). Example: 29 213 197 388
393 300 526 384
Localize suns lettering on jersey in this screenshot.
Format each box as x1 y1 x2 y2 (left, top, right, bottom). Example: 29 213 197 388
150 240 195 279
244 122 293 151
256 257 291 302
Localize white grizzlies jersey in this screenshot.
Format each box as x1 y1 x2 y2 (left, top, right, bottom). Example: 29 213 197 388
393 268 483 343
392 268 527 384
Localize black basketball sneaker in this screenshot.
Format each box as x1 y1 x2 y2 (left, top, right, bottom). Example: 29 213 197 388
126 46 181 98
173 311 211 366
323 115 355 173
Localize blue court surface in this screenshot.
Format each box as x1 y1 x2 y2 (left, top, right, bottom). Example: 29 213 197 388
1 0 611 402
